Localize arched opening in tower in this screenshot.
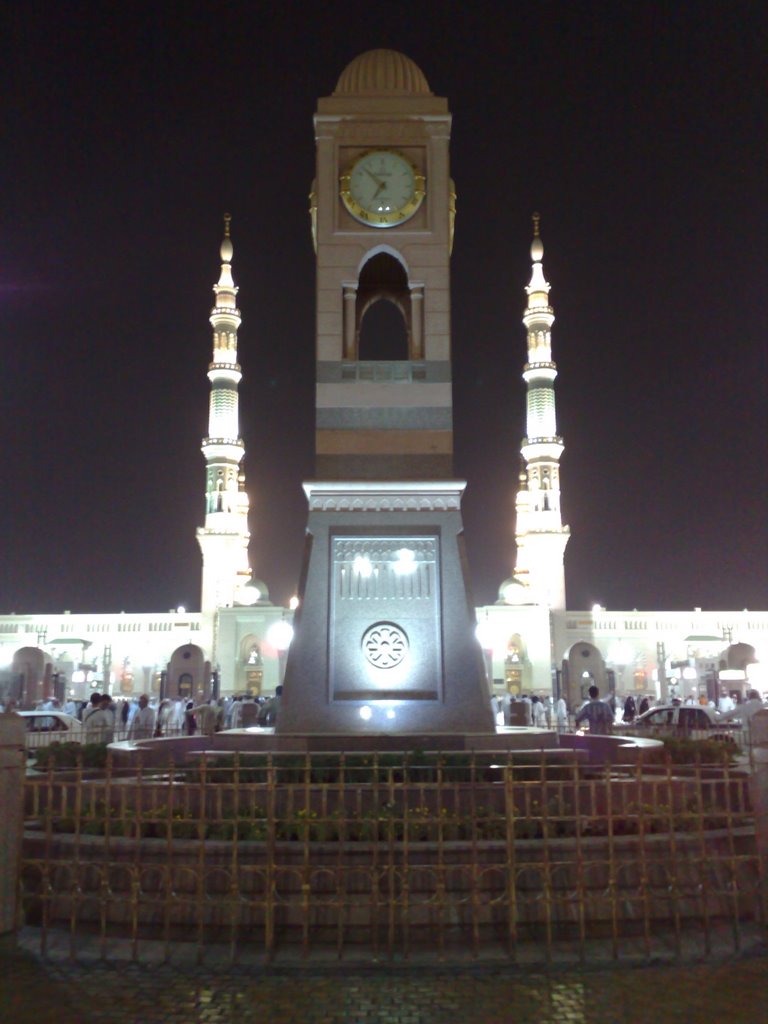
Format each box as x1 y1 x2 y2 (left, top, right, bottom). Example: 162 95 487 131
356 252 410 360
359 298 408 360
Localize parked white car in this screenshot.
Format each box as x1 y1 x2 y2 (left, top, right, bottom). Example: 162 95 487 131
18 710 85 751
624 704 740 742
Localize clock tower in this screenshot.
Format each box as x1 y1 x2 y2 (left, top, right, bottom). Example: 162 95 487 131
278 51 493 736
312 48 455 481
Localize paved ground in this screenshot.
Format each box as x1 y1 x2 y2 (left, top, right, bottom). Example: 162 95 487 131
2 935 768 1024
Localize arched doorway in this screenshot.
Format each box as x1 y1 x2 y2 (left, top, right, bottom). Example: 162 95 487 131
359 297 408 360
504 634 531 694
354 251 412 360
562 642 608 706
238 636 264 695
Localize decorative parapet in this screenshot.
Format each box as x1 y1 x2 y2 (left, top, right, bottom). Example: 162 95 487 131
303 480 466 513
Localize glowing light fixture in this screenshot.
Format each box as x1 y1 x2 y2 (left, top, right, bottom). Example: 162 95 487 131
267 620 294 651
475 619 494 649
353 555 373 578
359 705 372 721
176 605 186 614
608 641 634 666
747 663 766 686
393 548 417 575
289 595 300 610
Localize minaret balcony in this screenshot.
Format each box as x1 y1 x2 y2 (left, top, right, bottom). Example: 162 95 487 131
209 305 241 319
201 438 244 461
522 306 554 327
521 437 564 461
207 364 242 384
522 363 557 382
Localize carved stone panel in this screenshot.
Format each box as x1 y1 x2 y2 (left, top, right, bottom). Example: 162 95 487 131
329 535 441 702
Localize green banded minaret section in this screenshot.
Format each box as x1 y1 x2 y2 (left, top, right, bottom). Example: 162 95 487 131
279 51 493 736
312 49 454 479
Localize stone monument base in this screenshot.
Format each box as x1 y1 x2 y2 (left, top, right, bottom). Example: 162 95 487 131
278 481 495 736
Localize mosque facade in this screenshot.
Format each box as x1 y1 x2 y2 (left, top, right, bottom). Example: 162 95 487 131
3 51 764 712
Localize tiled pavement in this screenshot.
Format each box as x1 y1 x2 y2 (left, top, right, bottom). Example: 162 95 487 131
2 934 768 1024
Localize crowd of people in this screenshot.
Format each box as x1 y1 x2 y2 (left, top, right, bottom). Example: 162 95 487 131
11 687 284 743
493 686 768 735
491 693 570 730
7 684 765 742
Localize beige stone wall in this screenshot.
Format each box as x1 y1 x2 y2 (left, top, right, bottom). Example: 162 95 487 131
312 79 455 478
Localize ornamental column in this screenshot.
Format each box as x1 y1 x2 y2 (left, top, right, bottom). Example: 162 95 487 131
409 283 424 359
342 283 357 358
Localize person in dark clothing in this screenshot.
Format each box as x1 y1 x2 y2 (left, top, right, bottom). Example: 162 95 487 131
257 685 283 727
184 700 197 735
622 695 637 723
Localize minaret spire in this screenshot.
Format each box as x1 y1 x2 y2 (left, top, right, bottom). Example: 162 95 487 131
196 217 253 620
507 216 570 609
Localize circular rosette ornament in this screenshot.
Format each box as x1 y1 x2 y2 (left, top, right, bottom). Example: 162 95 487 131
362 622 408 669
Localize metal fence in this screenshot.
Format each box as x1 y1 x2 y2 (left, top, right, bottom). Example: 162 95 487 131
23 723 188 751
20 750 767 965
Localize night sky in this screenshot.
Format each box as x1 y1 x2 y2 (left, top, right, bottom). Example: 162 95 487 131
3 1 766 615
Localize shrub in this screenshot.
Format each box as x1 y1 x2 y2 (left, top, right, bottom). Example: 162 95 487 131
33 742 109 770
661 737 741 764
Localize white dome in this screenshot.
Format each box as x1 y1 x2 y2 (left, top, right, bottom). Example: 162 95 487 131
235 579 270 606
497 576 534 606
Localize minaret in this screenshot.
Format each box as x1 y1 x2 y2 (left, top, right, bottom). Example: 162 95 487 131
512 215 570 609
196 216 253 621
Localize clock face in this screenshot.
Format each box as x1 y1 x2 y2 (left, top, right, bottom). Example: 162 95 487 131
340 150 425 227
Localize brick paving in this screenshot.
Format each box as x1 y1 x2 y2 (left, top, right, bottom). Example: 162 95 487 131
2 935 768 1024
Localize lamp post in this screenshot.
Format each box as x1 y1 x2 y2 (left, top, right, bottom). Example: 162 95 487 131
656 641 669 702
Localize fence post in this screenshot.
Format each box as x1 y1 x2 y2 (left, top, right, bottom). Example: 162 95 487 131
0 712 26 935
748 709 768 936
749 711 768 853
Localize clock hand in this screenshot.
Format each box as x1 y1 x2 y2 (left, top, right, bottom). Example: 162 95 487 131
363 165 384 187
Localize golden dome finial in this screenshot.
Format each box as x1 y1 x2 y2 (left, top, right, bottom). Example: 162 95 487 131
530 213 544 261
220 214 234 263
